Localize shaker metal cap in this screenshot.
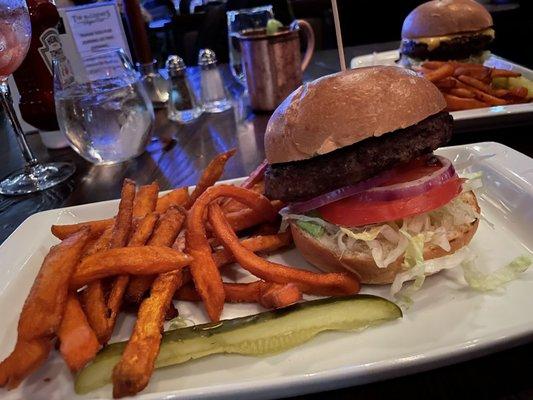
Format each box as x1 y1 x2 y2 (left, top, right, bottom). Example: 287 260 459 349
166 55 186 75
198 49 217 67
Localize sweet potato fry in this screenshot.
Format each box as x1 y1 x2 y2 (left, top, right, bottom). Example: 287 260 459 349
176 281 302 308
209 203 359 296
18 228 91 340
457 75 495 95
223 181 266 213
172 229 186 251
110 179 136 248
421 61 448 70
127 212 160 247
423 63 454 82
80 225 112 337
173 232 292 293
58 293 100 372
112 271 183 398
82 225 113 257
448 88 476 98
155 187 189 213
81 283 109 344
226 200 283 232
104 212 159 343
212 232 293 267
0 338 52 389
490 68 521 78
0 228 90 388
508 86 529 99
453 66 491 82
186 185 277 322
80 227 113 341
176 281 263 303
133 182 159 218
149 207 186 247
259 283 302 309
70 246 191 289
125 208 186 304
434 76 457 90
184 148 236 209
51 218 114 240
443 93 490 111
84 179 135 343
472 89 507 106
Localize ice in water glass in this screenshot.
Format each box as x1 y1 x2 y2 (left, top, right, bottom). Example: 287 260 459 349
226 5 273 85
54 49 155 165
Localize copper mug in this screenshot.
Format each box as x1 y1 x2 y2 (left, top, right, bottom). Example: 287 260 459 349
237 20 315 111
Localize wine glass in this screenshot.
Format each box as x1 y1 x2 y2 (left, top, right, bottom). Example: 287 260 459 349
0 0 75 195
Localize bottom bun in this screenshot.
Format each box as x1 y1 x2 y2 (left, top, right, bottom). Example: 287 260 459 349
291 191 480 285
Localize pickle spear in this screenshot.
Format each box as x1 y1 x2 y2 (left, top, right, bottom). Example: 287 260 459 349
75 295 401 394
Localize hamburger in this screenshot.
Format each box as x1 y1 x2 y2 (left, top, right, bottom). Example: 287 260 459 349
264 66 480 288
400 0 494 66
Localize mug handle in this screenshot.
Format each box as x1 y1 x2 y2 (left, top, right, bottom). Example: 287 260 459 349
293 19 315 73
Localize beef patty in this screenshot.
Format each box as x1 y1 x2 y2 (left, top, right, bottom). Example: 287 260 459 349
401 32 493 61
265 111 453 202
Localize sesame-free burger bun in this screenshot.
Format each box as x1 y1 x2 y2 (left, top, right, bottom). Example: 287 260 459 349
264 66 447 164
402 0 493 39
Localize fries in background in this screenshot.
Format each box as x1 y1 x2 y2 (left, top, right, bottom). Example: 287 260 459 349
417 61 531 111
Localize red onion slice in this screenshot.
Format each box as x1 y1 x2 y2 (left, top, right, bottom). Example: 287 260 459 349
351 156 456 202
286 169 397 214
241 159 268 189
286 155 456 214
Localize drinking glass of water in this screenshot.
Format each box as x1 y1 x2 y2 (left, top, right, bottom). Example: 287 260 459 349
226 5 273 85
54 49 154 165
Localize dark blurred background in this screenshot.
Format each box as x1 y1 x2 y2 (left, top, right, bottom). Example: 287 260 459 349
120 0 533 68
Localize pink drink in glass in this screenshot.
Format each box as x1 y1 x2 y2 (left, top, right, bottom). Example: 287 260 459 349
0 7 31 79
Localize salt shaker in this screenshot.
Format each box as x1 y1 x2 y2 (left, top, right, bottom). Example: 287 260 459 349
198 49 232 113
166 55 202 123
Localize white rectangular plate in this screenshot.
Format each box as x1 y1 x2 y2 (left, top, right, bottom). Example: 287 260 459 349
349 50 533 122
1 142 533 400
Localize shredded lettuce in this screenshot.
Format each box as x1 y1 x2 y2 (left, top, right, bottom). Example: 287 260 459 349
283 172 493 301
296 220 325 237
391 246 475 299
462 255 532 292
400 230 425 269
340 226 382 241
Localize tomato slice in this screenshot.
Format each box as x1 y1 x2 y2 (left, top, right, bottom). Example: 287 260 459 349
319 177 462 227
380 156 443 186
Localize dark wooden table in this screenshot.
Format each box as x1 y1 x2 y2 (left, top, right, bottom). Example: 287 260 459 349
1 42 533 399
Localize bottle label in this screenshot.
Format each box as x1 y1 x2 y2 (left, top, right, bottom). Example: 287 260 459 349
38 27 74 86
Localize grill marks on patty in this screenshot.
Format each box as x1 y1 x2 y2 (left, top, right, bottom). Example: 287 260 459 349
264 111 453 202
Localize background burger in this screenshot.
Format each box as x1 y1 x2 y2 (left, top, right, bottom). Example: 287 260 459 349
264 66 480 291
400 0 494 66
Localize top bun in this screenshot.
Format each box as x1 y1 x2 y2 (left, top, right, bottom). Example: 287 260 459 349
265 66 446 164
402 0 493 39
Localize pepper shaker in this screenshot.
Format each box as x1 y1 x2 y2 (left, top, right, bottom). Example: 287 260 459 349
166 55 202 123
198 49 232 113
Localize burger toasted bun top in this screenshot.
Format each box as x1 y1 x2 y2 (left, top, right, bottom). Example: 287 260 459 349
291 191 480 285
402 0 493 39
265 66 446 164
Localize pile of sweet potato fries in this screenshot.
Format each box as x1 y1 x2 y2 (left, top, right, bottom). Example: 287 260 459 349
0 150 360 398
417 61 531 111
